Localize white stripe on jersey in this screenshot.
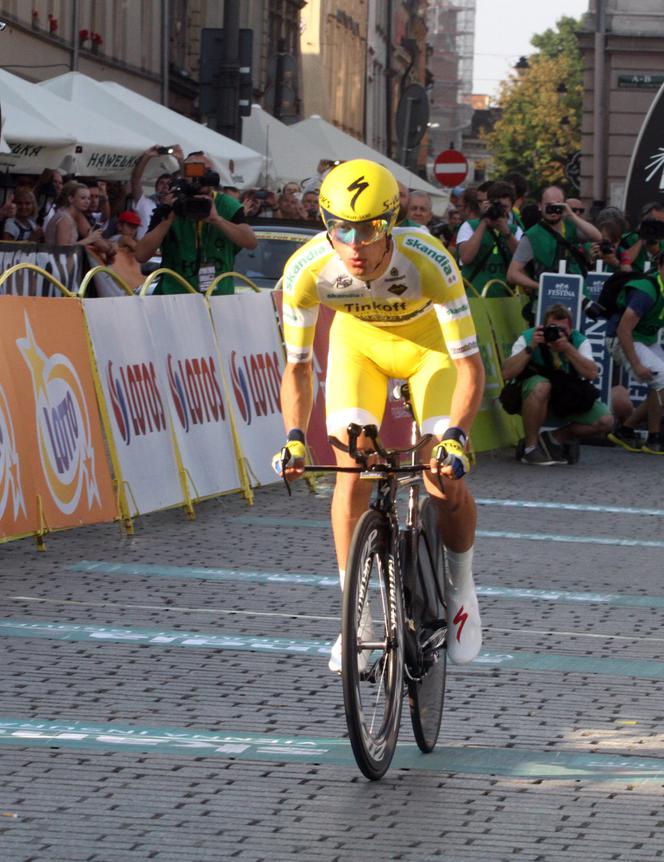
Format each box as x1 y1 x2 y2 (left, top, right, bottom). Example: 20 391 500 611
446 334 480 358
434 297 471 325
282 303 319 329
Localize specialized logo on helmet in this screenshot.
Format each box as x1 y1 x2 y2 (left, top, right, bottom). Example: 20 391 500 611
347 175 369 212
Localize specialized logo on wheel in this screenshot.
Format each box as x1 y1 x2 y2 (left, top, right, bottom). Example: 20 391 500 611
0 383 26 522
17 313 102 514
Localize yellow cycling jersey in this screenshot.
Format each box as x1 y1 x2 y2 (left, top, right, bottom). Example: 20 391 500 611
281 227 478 363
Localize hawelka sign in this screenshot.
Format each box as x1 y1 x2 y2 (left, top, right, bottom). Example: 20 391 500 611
624 80 664 226
209 292 286 487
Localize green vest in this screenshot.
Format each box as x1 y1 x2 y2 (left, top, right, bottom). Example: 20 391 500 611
523 326 586 372
157 192 243 295
460 218 517 292
618 230 664 274
526 220 584 277
618 273 664 344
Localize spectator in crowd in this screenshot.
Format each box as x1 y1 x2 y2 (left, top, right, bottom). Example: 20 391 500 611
504 171 528 229
0 197 16 233
507 185 602 317
44 181 110 255
33 168 63 228
619 201 664 274
456 180 521 294
301 188 321 223
223 186 241 200
396 182 420 227
242 188 279 219
457 187 482 223
407 190 433 228
476 180 492 206
2 187 43 242
501 303 613 465
84 178 111 231
135 150 257 295
281 181 301 198
130 145 183 238
520 202 541 231
107 210 144 292
277 191 307 220
588 207 632 273
450 185 465 208
606 251 664 454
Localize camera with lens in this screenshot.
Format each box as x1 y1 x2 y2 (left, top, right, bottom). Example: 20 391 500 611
170 163 220 220
485 200 505 221
638 218 664 242
545 203 565 215
542 324 562 343
599 240 614 254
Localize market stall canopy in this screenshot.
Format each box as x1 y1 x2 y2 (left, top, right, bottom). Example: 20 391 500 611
241 104 319 188
40 72 263 188
292 115 448 204
1 68 152 177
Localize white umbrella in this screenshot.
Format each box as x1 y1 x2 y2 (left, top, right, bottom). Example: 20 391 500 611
1 69 153 178
241 104 320 188
293 115 449 204
40 72 263 189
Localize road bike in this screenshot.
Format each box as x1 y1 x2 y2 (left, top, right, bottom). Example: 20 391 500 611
292 393 449 780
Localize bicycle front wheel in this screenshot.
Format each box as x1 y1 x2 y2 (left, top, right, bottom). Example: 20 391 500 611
407 497 447 753
342 509 404 780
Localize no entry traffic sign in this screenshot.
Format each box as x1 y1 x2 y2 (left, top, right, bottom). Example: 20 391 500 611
433 149 468 188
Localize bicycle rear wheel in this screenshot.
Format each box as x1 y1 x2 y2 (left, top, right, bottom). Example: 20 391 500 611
342 509 404 780
407 497 447 753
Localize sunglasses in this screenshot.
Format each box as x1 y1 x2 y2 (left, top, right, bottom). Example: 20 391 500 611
326 217 390 247
571 207 585 215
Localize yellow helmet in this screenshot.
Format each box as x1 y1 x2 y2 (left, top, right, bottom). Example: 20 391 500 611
319 159 400 244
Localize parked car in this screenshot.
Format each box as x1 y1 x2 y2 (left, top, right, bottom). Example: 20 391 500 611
233 220 320 290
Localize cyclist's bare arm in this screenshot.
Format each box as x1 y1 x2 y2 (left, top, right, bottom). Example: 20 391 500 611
279 360 314 480
449 352 485 439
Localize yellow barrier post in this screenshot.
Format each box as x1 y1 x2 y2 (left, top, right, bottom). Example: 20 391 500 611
0 263 74 296
78 266 135 297
139 269 198 296
205 272 260 296
481 279 515 298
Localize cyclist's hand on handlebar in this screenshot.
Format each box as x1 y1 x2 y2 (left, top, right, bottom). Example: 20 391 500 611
430 439 470 480
272 439 306 480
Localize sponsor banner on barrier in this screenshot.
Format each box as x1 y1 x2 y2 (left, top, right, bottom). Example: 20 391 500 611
145 296 241 498
209 293 285 486
583 272 614 407
83 298 184 515
0 297 116 537
0 243 86 297
469 297 519 450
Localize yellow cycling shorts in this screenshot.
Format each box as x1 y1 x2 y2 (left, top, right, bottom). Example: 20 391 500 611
325 310 456 436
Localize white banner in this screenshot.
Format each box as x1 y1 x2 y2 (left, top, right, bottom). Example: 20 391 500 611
83 298 184 515
209 293 286 487
145 296 241 499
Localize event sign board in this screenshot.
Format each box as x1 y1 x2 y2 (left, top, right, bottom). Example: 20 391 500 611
582 271 613 407
0 243 86 296
0 297 116 538
145 296 241 499
209 293 286 487
536 272 584 328
83 298 184 515
623 80 664 228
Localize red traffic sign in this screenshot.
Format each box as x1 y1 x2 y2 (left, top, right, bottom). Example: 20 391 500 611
433 149 468 188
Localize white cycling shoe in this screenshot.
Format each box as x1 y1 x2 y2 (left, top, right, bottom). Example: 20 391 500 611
328 604 374 674
445 579 482 665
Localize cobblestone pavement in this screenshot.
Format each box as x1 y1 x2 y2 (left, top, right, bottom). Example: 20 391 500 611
1 444 664 861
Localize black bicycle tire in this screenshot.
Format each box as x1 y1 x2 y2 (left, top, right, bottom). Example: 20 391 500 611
407 497 447 753
342 509 404 780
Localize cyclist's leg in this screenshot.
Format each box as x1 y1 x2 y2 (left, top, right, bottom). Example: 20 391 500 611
409 353 482 665
325 316 389 670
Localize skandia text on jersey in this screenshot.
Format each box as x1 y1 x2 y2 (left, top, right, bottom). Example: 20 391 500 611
404 236 454 276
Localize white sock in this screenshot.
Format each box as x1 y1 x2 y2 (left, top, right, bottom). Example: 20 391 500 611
524 445 536 454
338 568 345 590
445 546 475 595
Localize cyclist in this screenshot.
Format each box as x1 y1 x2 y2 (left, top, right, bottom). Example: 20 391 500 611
273 159 485 672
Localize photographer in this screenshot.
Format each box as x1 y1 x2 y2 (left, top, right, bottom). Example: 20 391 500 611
606 251 664 455
501 303 613 465
588 207 632 273
456 180 521 294
507 186 602 305
618 202 664 274
135 152 257 296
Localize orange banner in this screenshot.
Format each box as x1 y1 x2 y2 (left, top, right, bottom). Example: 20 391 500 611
0 297 116 540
